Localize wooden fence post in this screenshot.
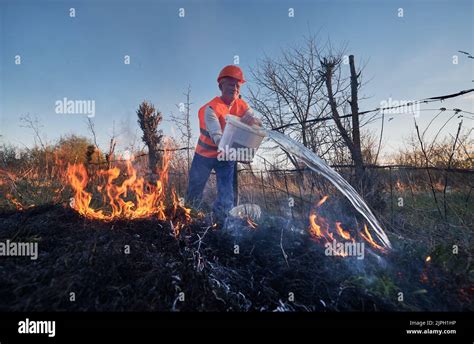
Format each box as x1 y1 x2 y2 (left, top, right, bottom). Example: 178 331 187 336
233 163 239 206
260 171 268 211
283 171 294 221
389 167 394 225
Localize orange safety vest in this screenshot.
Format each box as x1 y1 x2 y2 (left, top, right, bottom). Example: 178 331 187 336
195 96 249 158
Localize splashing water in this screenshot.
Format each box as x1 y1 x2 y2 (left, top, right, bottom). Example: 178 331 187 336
264 130 392 249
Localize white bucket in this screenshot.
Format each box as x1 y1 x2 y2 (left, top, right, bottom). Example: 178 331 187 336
218 115 266 162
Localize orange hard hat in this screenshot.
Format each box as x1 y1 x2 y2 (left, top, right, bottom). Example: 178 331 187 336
217 65 246 84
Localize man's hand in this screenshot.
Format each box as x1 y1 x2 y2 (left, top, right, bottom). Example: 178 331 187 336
241 113 262 127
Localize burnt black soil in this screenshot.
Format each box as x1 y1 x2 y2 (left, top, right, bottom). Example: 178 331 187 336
0 205 470 311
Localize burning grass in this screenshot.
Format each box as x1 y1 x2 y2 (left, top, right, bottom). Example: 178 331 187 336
66 151 191 226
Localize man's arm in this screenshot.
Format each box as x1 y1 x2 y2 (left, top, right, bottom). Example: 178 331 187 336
204 106 223 145
241 107 262 127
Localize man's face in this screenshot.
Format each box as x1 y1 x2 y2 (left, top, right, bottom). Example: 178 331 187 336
219 77 241 101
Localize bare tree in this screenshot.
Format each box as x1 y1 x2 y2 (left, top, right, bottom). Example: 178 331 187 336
19 114 50 173
137 101 164 176
320 54 364 187
106 137 116 169
20 114 46 150
248 37 369 178
86 117 99 150
248 36 343 169
169 85 194 172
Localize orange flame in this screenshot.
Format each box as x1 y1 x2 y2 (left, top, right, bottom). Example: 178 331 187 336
309 213 323 238
335 222 351 240
5 193 35 211
308 195 387 255
308 196 332 242
359 224 386 252
6 193 24 210
246 216 258 229
316 195 329 207
67 151 191 226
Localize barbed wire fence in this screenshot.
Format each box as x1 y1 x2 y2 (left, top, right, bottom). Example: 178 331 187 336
79 88 473 225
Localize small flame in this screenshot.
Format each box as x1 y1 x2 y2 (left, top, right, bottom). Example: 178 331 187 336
309 214 323 238
335 222 351 240
395 180 405 191
316 195 329 207
359 224 386 252
6 193 25 210
308 195 387 255
425 256 431 262
5 193 34 211
246 216 258 229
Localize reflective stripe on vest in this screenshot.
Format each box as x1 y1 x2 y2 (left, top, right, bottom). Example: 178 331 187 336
197 138 217 151
200 128 212 139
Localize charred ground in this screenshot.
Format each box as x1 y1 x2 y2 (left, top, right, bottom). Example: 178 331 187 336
0 204 470 312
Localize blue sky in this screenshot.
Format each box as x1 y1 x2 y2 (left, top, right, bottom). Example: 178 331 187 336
1 0 472 156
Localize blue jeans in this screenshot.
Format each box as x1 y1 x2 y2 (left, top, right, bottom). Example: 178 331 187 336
186 153 235 219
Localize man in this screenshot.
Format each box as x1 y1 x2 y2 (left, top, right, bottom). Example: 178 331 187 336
186 65 261 223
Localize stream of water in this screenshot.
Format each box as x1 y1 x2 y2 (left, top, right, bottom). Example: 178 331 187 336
265 130 392 249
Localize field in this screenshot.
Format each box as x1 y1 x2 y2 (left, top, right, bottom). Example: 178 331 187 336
0 156 472 312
